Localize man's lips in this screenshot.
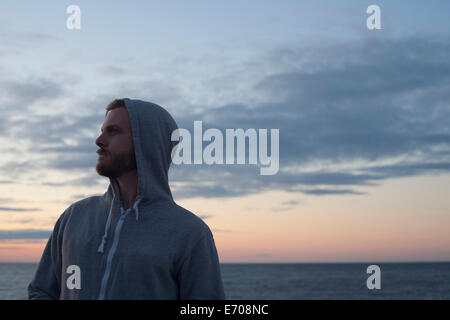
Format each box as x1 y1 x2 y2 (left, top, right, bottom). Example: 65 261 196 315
97 150 108 157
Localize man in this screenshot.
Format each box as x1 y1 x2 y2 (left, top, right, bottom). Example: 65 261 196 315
28 98 226 299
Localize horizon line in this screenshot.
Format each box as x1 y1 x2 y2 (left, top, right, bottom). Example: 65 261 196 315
1 260 450 264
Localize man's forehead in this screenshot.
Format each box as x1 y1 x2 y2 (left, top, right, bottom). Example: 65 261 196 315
103 107 131 128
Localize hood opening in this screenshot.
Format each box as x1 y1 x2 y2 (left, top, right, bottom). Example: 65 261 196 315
98 99 180 253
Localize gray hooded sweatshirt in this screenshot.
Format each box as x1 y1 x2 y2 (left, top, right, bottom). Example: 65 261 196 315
28 98 226 300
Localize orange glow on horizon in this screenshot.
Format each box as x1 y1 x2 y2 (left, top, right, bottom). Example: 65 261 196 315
0 240 46 262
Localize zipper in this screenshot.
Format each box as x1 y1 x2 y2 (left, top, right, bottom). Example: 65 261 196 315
98 206 130 300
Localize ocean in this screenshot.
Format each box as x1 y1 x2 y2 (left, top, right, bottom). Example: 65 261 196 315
1 262 449 300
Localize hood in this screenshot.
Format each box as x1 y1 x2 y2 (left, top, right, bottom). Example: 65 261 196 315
107 98 180 205
98 99 179 253
123 98 179 205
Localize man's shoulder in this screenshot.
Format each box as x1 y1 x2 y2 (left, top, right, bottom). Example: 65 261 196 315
71 194 104 209
62 194 105 217
53 195 105 231
159 201 212 235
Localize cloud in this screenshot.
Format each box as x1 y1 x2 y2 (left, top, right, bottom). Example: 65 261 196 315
0 30 58 59
249 253 272 258
280 200 300 206
167 35 450 198
302 189 367 196
169 166 383 199
41 172 105 187
0 239 47 246
0 77 65 116
14 218 35 224
269 199 302 212
172 180 246 199
70 194 91 201
8 112 103 146
0 229 51 240
212 229 233 233
0 207 41 212
271 207 292 213
197 214 213 220
0 199 42 217
363 161 450 177
97 65 126 77
2 34 450 201
0 30 58 44
0 160 41 179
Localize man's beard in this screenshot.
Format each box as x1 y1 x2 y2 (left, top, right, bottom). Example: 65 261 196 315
96 149 137 179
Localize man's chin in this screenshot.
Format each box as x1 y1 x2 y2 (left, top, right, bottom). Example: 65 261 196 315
96 164 112 178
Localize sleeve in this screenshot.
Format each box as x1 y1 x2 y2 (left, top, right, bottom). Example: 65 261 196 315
27 216 64 300
177 229 226 300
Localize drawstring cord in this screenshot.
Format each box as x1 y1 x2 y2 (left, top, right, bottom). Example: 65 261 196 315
97 193 115 254
133 196 142 221
97 192 142 254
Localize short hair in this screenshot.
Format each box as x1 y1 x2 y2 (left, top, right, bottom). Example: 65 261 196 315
105 99 126 116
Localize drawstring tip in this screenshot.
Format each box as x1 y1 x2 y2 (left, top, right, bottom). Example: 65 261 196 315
97 239 106 253
133 198 141 221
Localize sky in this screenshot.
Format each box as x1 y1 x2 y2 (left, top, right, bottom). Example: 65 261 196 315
0 1 450 263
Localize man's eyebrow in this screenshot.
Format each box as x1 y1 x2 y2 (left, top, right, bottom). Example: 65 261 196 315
101 124 121 132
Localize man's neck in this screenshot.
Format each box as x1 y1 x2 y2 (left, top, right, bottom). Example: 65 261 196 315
116 169 138 210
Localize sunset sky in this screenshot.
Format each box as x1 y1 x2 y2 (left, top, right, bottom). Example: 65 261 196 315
1 1 450 263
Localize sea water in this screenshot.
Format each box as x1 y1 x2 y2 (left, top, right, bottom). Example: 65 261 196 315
1 262 449 300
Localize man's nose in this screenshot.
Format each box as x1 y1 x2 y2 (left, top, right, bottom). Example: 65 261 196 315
96 133 106 148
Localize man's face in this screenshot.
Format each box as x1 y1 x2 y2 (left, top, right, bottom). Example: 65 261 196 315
95 107 137 179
